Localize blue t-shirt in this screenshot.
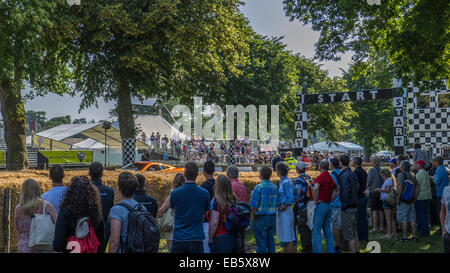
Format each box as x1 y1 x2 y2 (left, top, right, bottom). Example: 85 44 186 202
170 182 210 241
435 166 449 197
279 176 295 206
108 198 146 253
41 186 67 214
330 169 341 208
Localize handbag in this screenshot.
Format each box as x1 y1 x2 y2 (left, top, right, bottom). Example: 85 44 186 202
159 208 174 233
29 200 55 251
385 188 397 207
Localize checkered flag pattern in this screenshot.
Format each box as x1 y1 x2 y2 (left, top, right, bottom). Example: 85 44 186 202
122 138 136 166
407 84 449 166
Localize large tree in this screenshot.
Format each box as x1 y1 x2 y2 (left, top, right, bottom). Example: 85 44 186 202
281 56 356 143
61 0 249 143
343 50 395 159
0 0 70 170
283 0 449 89
219 32 356 142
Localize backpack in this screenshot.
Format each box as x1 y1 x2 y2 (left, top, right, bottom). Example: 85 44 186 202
222 202 252 234
399 172 420 203
66 217 100 253
297 175 314 204
118 203 160 253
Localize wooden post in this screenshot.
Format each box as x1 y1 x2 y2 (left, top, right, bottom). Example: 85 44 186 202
3 188 11 253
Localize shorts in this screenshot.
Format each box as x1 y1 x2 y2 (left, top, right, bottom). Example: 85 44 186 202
382 200 393 209
341 208 357 241
369 192 383 211
330 207 342 230
396 202 416 223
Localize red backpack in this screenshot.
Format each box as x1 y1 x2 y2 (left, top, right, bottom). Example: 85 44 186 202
66 217 100 253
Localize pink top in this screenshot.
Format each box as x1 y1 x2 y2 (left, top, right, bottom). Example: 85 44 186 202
15 200 57 253
231 179 247 202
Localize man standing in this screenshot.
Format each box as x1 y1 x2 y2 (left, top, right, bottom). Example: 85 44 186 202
200 160 216 253
249 166 279 253
367 158 384 233
170 162 210 253
42 164 67 214
89 162 114 242
294 162 313 253
389 158 399 178
312 160 338 253
133 174 158 218
413 143 431 170
329 158 343 253
284 151 298 171
338 154 359 253
396 161 419 241
353 157 369 242
414 160 432 236
433 156 449 222
226 165 248 253
271 153 284 170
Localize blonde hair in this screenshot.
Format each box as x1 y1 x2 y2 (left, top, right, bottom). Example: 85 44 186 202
214 175 238 216
18 179 42 217
380 168 396 186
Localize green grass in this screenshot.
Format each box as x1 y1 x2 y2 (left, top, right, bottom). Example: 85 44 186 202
159 225 444 253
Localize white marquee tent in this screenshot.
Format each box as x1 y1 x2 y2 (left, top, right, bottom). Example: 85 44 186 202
26 122 148 150
134 115 188 142
306 141 364 155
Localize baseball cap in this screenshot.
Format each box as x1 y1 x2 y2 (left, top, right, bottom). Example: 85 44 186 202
415 160 425 167
389 158 397 165
295 161 306 170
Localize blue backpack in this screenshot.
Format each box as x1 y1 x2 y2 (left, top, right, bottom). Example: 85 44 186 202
399 172 418 203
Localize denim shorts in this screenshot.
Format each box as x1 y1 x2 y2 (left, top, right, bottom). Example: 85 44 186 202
396 202 416 223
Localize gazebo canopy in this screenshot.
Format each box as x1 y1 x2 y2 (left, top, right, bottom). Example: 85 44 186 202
26 123 148 150
306 141 364 153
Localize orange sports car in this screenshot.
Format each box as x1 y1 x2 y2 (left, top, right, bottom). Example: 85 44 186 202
120 162 184 172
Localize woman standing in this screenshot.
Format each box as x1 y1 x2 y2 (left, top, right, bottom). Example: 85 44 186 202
376 169 397 239
158 173 185 252
53 176 105 253
275 162 296 253
208 175 240 253
15 179 57 253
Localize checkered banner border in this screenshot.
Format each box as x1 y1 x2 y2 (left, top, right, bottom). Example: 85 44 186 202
122 138 136 166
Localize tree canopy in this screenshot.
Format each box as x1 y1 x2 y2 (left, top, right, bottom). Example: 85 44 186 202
283 0 449 89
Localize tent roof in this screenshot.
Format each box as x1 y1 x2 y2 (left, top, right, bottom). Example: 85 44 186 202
72 138 106 149
134 115 188 140
28 123 148 149
306 141 363 152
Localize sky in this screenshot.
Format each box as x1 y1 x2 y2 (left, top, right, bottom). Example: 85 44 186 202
24 0 352 121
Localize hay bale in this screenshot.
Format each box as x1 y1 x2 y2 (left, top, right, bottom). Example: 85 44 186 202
0 169 320 252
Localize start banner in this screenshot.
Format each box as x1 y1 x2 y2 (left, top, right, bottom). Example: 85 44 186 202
38 150 93 165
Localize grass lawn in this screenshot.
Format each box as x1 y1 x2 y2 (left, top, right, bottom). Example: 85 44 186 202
158 225 444 253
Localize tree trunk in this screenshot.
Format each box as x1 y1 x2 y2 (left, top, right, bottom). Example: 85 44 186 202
116 75 136 139
0 81 28 170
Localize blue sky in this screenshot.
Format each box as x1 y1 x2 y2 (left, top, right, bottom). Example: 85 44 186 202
24 0 352 121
